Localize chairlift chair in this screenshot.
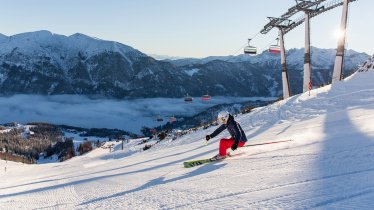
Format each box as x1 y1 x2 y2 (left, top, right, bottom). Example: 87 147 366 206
168 116 177 123
269 38 281 54
244 39 257 55
156 116 163 122
201 94 211 101
184 94 193 102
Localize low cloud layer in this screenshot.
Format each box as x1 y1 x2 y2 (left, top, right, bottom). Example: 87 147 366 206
0 95 263 133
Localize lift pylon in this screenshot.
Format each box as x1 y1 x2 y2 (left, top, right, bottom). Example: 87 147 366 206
332 0 350 83
295 0 323 93
303 11 312 92
279 27 291 99
266 17 293 99
255 0 357 98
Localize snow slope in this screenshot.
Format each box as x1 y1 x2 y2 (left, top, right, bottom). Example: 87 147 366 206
1 67 374 209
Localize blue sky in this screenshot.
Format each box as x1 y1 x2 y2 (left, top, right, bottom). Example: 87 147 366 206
0 0 372 58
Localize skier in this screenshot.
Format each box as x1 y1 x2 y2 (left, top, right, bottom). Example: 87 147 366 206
206 111 247 160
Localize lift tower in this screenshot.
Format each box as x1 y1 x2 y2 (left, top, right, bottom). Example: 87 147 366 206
332 0 350 83
260 0 327 99
258 0 356 98
266 18 293 99
295 0 326 92
303 9 312 92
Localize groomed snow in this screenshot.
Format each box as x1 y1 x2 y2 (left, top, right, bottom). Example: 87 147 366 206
1 69 374 209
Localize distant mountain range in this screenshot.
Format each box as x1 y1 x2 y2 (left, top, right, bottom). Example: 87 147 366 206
0 30 369 98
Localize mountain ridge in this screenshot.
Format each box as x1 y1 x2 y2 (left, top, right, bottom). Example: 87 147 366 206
0 30 369 98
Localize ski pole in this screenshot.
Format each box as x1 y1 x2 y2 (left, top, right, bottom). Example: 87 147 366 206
243 139 293 147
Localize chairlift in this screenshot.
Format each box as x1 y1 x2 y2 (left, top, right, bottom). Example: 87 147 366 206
201 95 211 101
269 38 281 54
244 39 257 55
184 94 193 102
156 116 163 122
201 93 211 101
168 116 177 123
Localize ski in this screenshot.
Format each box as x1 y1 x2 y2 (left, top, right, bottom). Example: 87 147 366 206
183 139 293 168
183 157 221 168
183 154 245 168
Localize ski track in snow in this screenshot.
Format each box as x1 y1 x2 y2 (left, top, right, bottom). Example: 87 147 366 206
1 71 374 209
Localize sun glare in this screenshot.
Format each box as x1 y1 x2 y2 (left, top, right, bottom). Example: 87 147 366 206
334 29 346 39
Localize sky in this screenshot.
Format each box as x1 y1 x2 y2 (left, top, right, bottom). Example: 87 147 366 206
0 0 372 58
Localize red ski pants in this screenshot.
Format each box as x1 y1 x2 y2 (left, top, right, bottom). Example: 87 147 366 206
219 138 245 156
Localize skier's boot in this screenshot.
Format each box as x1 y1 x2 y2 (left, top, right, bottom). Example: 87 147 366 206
210 154 226 161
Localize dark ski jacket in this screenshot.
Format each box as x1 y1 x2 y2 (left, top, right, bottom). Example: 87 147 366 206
209 115 247 145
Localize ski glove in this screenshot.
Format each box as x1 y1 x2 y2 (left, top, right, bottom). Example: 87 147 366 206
205 135 211 141
231 143 238 151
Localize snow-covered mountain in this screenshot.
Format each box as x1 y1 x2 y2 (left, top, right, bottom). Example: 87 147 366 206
1 54 373 209
165 47 367 69
147 54 186 61
358 54 374 71
0 30 151 97
0 31 369 98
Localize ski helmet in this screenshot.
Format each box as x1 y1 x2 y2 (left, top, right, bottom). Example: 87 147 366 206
217 111 230 124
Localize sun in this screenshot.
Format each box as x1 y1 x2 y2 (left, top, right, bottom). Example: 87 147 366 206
334 29 346 39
